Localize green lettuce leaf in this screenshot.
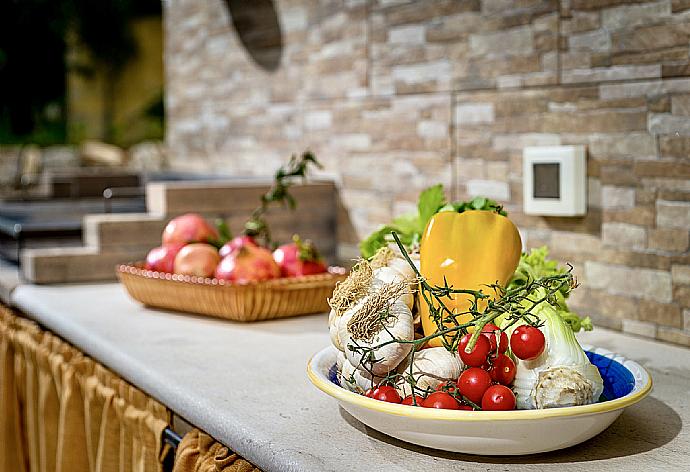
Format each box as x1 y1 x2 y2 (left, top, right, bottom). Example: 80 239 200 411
391 214 420 235
358 184 446 258
451 196 507 216
507 246 592 332
359 225 397 259
417 184 447 232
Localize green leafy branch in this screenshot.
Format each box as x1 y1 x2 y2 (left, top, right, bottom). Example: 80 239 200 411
244 150 322 247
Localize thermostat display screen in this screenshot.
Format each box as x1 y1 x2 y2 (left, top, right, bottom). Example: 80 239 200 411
523 145 585 216
532 163 560 199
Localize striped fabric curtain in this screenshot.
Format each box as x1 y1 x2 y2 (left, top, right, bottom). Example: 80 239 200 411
172 429 260 472
0 306 171 472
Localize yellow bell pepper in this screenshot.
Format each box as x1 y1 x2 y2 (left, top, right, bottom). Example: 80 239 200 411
419 210 522 347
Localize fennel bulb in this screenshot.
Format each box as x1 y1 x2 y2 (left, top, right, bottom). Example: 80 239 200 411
508 295 603 410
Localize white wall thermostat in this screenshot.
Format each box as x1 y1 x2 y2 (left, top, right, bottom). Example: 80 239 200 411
522 145 586 216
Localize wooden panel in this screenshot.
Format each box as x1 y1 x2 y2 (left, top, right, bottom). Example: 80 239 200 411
23 180 339 283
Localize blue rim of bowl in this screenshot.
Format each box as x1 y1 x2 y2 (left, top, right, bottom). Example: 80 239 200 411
307 344 652 422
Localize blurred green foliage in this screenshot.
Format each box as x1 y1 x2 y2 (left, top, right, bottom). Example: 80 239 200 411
111 92 165 147
0 0 161 146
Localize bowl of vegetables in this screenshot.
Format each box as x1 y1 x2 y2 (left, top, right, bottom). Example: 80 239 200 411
307 344 651 455
308 185 652 455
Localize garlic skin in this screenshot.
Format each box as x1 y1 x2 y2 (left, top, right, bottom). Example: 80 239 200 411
407 252 421 272
339 358 383 393
387 257 417 284
394 347 463 397
342 298 414 377
327 260 375 352
372 267 414 309
333 300 364 354
533 367 594 409
330 298 374 353
388 244 420 268
336 350 346 371
329 309 345 352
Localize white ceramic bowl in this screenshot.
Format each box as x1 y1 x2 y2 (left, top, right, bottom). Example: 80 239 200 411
307 344 651 455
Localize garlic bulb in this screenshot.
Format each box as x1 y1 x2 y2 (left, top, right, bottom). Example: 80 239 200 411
372 267 414 309
333 299 365 353
328 261 375 352
394 347 463 397
406 252 421 272
532 367 595 409
509 297 603 410
371 245 420 279
339 358 383 393
342 291 414 377
336 350 346 371
387 257 417 284
329 309 344 352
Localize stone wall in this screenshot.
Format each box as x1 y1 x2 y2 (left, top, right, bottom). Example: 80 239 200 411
164 0 690 347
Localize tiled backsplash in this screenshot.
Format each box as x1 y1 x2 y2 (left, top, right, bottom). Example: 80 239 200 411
164 0 690 346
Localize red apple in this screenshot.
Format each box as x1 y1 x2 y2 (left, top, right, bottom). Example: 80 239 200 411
162 213 219 245
215 245 280 283
273 236 327 277
173 243 221 277
219 234 259 258
145 243 185 273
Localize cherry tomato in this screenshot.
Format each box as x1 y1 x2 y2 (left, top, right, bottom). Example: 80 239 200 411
458 333 491 367
488 354 516 386
401 395 425 406
458 404 474 411
481 323 508 356
364 388 375 398
456 367 492 404
421 392 460 410
481 385 516 411
510 325 546 360
435 382 457 394
371 386 401 403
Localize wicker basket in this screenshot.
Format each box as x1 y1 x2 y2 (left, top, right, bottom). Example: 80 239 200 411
117 263 347 322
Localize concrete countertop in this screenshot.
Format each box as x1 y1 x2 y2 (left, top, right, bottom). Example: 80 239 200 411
9 283 690 472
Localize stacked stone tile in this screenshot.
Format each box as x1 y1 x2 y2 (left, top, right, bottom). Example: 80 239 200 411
164 0 690 346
